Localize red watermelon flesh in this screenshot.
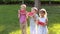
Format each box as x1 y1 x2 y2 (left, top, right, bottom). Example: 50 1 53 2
20 10 26 14
38 21 45 26
28 12 34 16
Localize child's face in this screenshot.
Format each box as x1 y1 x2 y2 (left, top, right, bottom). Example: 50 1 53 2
31 9 37 14
39 11 45 17
21 6 26 10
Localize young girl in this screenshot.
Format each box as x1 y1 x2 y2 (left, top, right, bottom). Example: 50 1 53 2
28 7 38 34
37 8 48 34
18 4 27 34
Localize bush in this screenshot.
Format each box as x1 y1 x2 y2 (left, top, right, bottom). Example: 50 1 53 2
0 0 3 3
3 0 11 3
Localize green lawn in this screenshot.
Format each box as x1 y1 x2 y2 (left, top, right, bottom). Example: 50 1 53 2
0 5 60 34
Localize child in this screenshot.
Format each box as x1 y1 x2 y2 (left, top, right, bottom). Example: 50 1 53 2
28 7 38 34
18 4 27 34
37 8 48 34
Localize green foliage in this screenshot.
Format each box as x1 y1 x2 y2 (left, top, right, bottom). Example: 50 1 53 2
3 0 11 3
0 0 3 2
24 0 60 1
0 0 60 3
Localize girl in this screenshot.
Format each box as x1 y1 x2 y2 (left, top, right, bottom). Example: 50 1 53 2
37 8 48 34
18 4 27 34
28 7 38 34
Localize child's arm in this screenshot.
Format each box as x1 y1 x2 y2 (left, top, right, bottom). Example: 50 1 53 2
45 18 48 26
36 20 39 25
41 18 48 26
26 11 28 19
34 14 39 24
34 15 39 25
18 10 20 18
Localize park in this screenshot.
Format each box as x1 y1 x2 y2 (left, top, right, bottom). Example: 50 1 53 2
0 0 60 34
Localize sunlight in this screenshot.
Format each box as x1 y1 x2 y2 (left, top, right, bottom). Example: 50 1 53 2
27 27 30 34
48 23 60 34
9 27 30 34
9 30 20 34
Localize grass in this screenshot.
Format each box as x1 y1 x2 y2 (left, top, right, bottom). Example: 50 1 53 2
0 5 60 34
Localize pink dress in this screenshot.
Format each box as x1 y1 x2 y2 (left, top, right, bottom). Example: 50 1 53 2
20 10 26 23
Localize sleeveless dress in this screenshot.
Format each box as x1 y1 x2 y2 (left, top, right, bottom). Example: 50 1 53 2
30 14 38 34
20 10 26 23
37 17 48 34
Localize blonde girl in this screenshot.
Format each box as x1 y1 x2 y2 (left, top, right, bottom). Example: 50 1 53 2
28 7 38 34
18 4 27 34
37 8 48 34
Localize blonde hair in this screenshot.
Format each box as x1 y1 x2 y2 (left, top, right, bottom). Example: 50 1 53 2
21 4 26 8
31 7 38 11
39 8 47 18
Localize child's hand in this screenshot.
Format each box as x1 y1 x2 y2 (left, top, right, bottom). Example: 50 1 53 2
42 23 47 26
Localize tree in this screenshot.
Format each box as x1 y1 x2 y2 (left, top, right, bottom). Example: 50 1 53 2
49 0 51 5
0 0 2 1
3 0 11 4
22 0 24 4
34 0 41 10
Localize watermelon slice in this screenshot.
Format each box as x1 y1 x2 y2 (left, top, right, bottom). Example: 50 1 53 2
38 21 45 26
28 12 34 16
20 9 26 14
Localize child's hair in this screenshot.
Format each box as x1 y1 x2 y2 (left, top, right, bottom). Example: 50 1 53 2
21 4 26 8
39 8 47 18
31 7 38 11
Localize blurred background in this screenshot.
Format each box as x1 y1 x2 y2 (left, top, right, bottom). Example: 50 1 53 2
0 0 60 34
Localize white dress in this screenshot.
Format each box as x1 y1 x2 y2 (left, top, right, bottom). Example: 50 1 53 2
30 14 38 34
37 17 48 34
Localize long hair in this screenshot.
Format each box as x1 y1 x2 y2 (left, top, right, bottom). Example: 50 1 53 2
39 8 47 18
